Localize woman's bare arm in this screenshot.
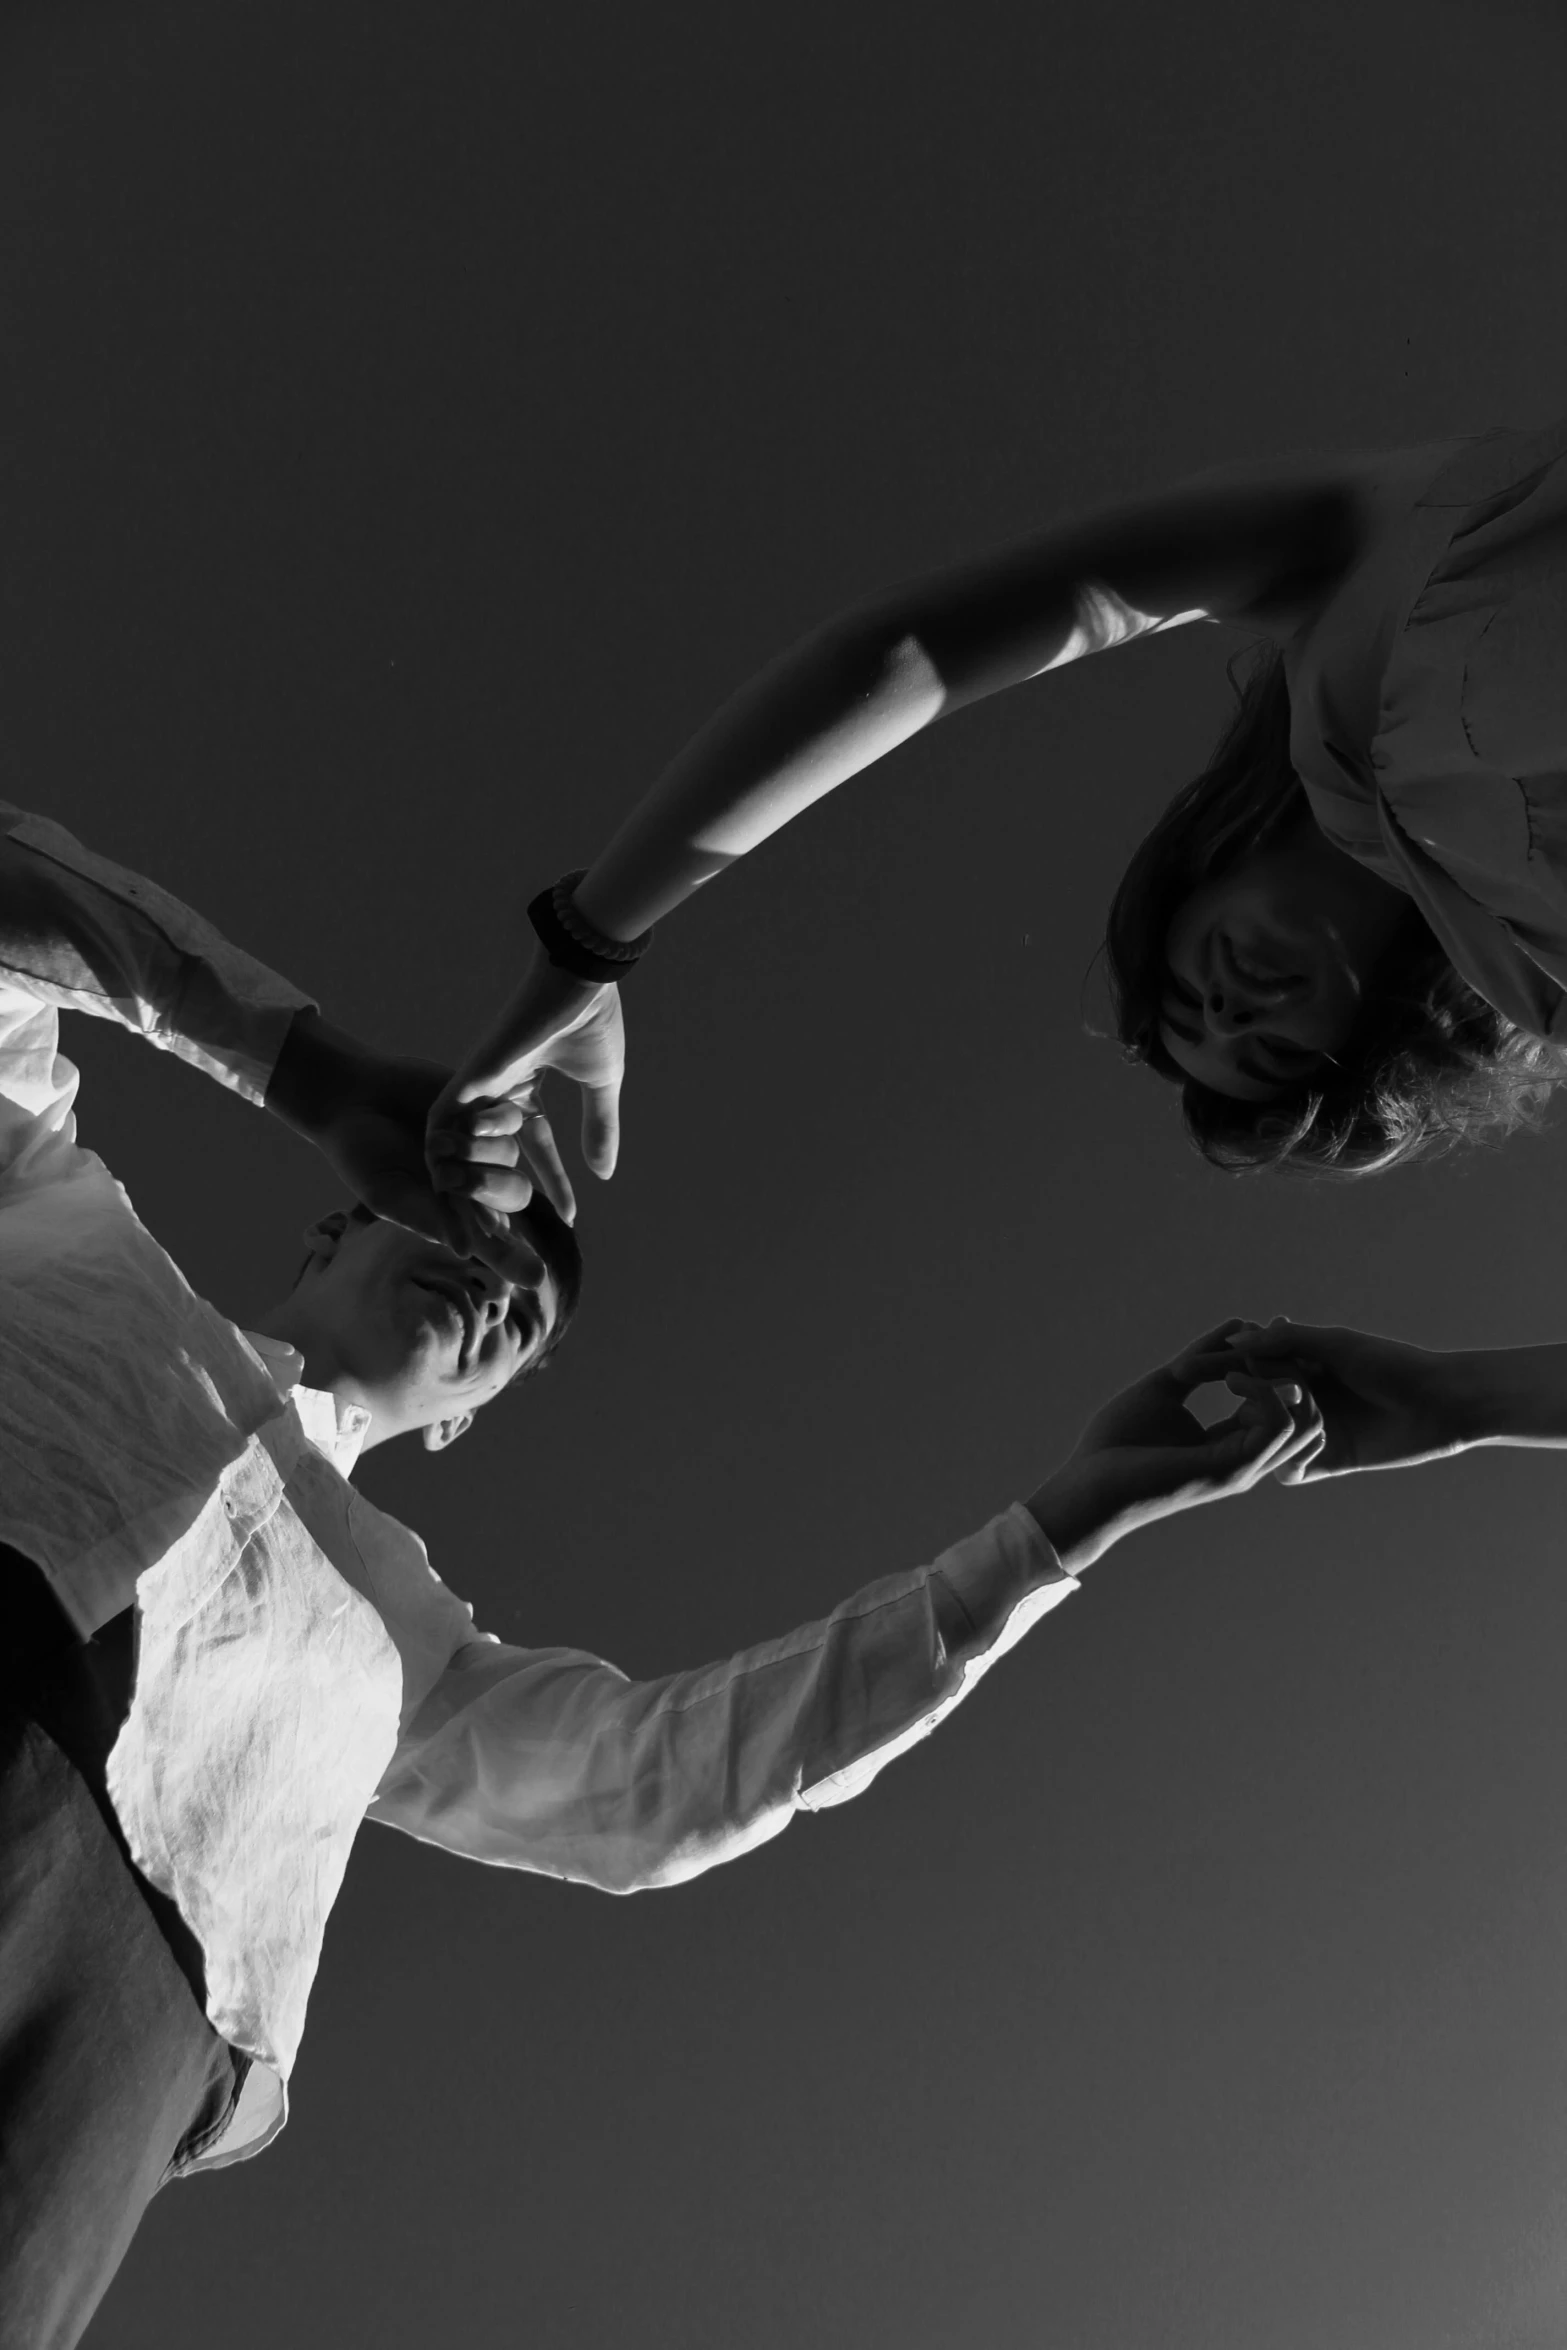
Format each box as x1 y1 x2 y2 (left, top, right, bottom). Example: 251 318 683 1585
420 442 1449 1215
573 446 1422 942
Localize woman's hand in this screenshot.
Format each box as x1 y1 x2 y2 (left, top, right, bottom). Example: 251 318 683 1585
1220 1317 1472 1483
423 956 626 1235
266 1013 548 1283
1026 1318 1325 1573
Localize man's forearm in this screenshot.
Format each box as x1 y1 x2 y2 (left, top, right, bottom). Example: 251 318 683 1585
370 1505 1075 1892
264 1008 367 1141
0 803 316 1106
1022 1458 1123 1576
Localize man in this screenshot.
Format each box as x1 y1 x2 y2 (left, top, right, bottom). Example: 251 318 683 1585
251 1191 580 1453
0 800 1320 2350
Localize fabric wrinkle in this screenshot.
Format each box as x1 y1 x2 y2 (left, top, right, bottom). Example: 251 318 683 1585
0 800 1082 2181
1286 412 1567 1040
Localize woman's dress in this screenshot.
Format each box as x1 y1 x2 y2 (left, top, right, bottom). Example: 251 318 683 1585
1284 412 1567 1040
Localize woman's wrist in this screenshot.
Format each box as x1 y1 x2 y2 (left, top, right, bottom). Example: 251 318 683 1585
1437 1350 1493 1449
527 871 653 984
1446 1344 1567 1450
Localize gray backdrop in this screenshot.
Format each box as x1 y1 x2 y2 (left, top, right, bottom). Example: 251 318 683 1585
4 3 1567 2344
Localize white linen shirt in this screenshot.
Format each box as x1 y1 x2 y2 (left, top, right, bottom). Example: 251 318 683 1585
0 799 1079 2174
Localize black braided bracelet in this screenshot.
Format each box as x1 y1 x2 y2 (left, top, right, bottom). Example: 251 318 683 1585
526 869 656 987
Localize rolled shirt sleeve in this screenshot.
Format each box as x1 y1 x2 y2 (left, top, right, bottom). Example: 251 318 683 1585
365 1504 1079 1894
0 801 317 1134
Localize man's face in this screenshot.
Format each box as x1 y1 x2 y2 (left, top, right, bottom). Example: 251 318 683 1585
298 1212 560 1449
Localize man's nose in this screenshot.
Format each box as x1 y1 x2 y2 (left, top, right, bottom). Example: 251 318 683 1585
460 1266 517 1325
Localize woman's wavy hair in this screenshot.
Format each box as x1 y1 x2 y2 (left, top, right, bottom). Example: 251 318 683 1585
1103 641 1567 1175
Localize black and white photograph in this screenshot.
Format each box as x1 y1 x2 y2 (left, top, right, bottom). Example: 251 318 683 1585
2 3 1567 2344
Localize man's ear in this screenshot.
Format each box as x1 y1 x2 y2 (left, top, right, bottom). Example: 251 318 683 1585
300 1208 354 1272
422 1410 476 1452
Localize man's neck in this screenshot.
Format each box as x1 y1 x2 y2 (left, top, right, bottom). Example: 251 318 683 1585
248 1301 393 1451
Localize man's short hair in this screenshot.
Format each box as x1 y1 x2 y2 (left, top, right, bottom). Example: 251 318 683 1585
293 1197 583 1388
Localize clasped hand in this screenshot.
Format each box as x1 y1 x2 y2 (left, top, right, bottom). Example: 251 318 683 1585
283 960 626 1281
1218 1317 1468 1480
422 954 626 1242
290 1043 550 1283
1030 1319 1325 1571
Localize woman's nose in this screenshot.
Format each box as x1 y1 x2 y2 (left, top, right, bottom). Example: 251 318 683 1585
1206 986 1260 1036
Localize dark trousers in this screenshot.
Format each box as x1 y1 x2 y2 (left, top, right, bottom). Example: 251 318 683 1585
0 1544 246 2350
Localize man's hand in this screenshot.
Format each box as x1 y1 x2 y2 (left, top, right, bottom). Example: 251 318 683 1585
1219 1317 1472 1483
266 1011 546 1283
423 955 625 1231
1026 1318 1325 1573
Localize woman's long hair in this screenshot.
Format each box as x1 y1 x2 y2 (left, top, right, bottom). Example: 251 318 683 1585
1103 642 1567 1175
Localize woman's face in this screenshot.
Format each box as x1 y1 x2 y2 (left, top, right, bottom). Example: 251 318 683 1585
1158 819 1411 1101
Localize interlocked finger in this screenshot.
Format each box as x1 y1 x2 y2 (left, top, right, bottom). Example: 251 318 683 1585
1167 1320 1250 1385
1223 1371 1322 1476
426 1088 583 1221
1270 1387 1325 1478
1272 1416 1329 1484
512 1105 577 1225
430 1131 522 1175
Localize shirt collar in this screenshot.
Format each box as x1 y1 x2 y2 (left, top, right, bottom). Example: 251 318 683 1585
241 1329 374 1476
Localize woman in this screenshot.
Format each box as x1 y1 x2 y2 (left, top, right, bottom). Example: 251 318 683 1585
420 411 1567 1229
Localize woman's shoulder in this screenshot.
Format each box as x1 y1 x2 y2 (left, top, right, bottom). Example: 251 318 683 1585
1349 435 1477 543
1234 437 1472 645
1136 437 1465 649
1280 423 1567 675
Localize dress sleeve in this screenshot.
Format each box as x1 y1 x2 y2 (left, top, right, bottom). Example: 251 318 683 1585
1281 434 1488 875
0 800 317 1177
364 1504 1078 1893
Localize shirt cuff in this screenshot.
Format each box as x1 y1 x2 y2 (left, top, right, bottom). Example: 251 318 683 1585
925 1500 1081 1681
